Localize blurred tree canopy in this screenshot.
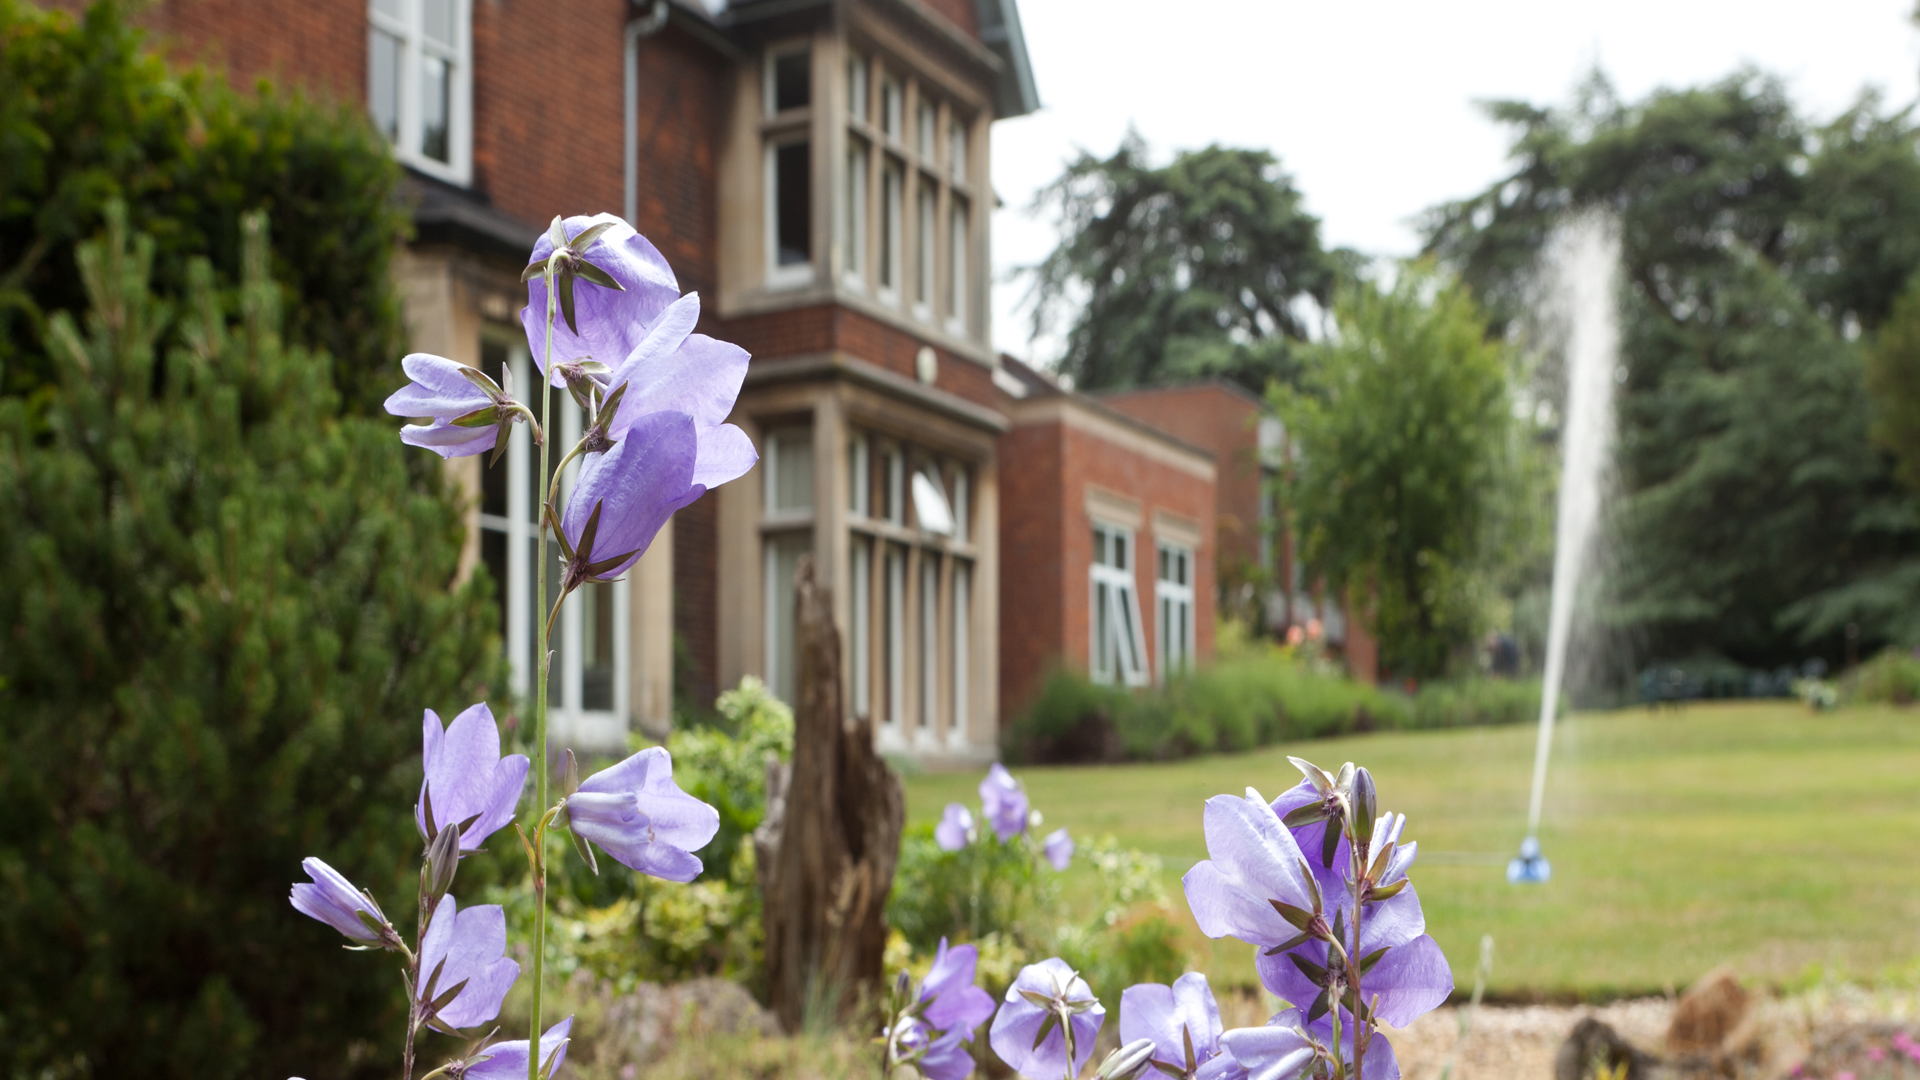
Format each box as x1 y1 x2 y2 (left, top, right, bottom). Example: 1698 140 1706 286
1026 132 1345 394
1423 71 1920 666
1276 265 1540 678
0 0 410 414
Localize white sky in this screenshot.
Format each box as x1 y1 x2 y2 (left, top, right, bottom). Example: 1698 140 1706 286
988 0 1920 365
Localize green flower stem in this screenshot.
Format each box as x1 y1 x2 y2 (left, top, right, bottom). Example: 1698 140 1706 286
528 262 559 1080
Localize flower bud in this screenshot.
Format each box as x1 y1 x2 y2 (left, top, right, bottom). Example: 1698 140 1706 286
1351 767 1377 844
425 818 462 911
1096 1039 1157 1080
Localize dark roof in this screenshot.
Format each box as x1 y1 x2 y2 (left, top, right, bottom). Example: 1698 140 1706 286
399 170 542 264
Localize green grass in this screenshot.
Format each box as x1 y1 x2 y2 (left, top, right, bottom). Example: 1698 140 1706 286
903 700 1920 998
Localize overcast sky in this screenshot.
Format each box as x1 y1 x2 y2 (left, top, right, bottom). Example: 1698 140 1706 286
988 0 1920 364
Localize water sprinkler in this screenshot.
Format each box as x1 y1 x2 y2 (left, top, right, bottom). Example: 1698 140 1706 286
1506 835 1551 884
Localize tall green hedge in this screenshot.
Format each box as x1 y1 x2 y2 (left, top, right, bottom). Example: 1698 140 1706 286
0 0 409 414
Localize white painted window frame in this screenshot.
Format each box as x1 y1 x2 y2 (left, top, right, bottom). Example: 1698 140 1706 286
1090 521 1149 687
367 0 472 185
1156 541 1196 684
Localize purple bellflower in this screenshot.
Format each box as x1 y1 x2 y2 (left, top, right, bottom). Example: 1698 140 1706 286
882 937 995 1080
1254 779 1452 1029
935 802 975 851
989 958 1105 1080
415 896 519 1031
564 746 720 882
1180 788 1322 954
979 763 1031 842
454 1017 573 1080
1043 827 1075 871
522 217 756 493
1119 973 1226 1080
558 411 702 589
920 938 998 1037
290 857 396 948
417 704 530 852
385 353 536 463
522 214 680 381
1218 1010 1400 1080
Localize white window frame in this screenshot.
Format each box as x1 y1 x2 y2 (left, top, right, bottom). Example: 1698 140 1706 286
885 543 906 727
476 344 630 748
1091 521 1149 687
914 183 936 322
850 536 872 718
1156 541 1196 684
368 0 472 185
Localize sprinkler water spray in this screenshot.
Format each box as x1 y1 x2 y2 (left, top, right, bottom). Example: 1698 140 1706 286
1510 214 1619 885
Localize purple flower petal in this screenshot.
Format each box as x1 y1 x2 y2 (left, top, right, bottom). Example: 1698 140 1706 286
569 747 719 882
289 857 384 943
400 419 499 458
921 938 997 1037
416 897 519 1031
935 803 973 852
1121 973 1223 1072
417 705 528 851
386 353 492 418
915 1025 976 1080
561 411 702 581
988 958 1104 1080
979 763 1030 842
1043 827 1075 871
523 214 682 385
1181 789 1318 947
1217 1023 1315 1080
463 1016 574 1080
1253 931 1451 1030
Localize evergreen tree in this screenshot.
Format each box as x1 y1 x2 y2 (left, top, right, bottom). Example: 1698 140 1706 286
0 209 502 1079
1423 72 1920 665
1026 132 1342 394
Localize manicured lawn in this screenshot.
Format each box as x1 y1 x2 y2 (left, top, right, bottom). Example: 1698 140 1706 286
902 701 1920 997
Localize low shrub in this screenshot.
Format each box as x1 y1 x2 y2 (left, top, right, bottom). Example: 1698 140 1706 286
497 678 793 995
1844 648 1920 705
1007 658 1545 764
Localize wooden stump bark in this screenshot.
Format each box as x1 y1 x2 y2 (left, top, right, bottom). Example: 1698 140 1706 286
753 555 904 1032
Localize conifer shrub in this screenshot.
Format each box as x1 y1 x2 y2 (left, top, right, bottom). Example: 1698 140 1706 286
0 0 409 413
0 210 500 1078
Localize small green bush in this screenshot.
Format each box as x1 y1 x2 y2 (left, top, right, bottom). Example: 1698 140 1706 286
888 823 1052 952
1408 676 1543 730
1845 648 1920 705
1007 658 1541 764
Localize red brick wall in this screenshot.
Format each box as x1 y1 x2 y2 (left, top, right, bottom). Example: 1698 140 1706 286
996 420 1066 722
998 410 1218 723
916 0 978 37
115 0 365 104
1100 383 1266 574
720 304 1003 411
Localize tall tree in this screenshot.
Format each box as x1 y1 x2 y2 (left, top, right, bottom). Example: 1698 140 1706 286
1027 132 1341 393
1276 265 1527 678
1423 71 1920 666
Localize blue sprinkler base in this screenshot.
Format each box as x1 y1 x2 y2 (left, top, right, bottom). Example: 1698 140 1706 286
1506 835 1552 884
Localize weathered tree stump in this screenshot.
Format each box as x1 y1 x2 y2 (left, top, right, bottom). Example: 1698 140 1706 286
753 555 904 1032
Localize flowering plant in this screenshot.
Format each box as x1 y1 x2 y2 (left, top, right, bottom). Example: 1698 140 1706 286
937 754 1449 1080
289 214 752 1079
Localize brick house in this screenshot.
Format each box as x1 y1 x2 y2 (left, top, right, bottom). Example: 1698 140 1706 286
996 359 1216 723
1099 380 1378 684
86 0 1253 759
